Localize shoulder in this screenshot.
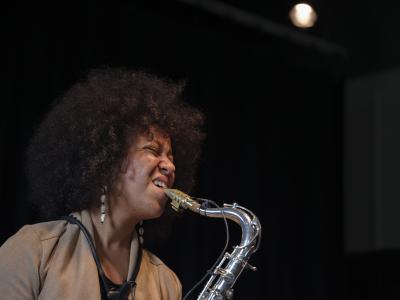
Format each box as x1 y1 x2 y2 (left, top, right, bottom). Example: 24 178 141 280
0 221 69 270
25 220 68 240
142 249 178 273
0 221 66 299
2 220 68 248
142 249 181 286
0 220 71 273
139 250 182 299
143 249 166 266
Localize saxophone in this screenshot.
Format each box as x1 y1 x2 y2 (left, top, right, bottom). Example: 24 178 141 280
164 189 262 300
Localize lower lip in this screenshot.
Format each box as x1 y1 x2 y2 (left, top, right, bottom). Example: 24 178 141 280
153 183 167 193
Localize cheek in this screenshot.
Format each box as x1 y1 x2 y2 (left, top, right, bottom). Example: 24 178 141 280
171 174 176 186
126 158 157 181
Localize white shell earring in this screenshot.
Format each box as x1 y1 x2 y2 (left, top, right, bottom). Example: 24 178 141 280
138 221 144 243
100 192 106 224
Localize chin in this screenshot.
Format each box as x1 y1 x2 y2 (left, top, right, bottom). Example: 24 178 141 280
144 193 168 219
148 203 166 219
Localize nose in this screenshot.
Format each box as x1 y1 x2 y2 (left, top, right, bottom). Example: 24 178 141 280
159 157 176 176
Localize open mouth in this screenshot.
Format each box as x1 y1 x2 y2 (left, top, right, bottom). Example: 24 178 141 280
153 179 167 189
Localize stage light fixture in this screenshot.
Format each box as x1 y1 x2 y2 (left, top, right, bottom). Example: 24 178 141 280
289 3 317 28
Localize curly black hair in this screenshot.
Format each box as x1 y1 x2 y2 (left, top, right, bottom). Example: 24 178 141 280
26 68 205 220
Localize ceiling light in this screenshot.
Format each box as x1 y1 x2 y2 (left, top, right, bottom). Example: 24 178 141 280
289 3 318 28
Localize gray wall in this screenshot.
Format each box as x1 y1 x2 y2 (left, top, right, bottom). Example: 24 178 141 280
345 68 400 252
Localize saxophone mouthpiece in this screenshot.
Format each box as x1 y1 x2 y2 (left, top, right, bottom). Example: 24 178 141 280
164 189 201 212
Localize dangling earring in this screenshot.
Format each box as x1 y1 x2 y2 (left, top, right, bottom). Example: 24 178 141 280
137 221 144 244
100 187 107 224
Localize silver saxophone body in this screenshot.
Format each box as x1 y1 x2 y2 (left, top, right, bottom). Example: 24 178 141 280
164 189 262 300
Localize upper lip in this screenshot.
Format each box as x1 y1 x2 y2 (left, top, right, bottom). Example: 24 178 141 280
153 175 170 188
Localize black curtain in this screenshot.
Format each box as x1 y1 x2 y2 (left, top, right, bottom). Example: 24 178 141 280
2 1 345 299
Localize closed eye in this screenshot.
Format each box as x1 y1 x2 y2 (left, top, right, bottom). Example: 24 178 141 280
144 146 160 156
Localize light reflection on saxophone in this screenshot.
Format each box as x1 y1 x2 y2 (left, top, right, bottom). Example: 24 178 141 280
164 189 262 300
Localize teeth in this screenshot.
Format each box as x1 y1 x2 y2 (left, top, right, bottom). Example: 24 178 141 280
154 179 167 188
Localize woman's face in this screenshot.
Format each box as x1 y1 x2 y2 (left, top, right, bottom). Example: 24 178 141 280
114 128 176 221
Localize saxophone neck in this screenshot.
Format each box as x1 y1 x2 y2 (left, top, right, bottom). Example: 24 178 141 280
164 189 261 249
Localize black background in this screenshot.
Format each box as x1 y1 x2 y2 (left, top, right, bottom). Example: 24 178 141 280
2 0 399 299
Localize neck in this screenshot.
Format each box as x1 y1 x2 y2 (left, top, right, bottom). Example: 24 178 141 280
89 199 138 249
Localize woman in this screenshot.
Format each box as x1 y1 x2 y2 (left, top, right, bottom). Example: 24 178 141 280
0 68 204 299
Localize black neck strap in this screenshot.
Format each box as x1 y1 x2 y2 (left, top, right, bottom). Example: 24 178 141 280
61 215 143 300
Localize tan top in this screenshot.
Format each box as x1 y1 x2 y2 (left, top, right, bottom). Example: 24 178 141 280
0 210 182 300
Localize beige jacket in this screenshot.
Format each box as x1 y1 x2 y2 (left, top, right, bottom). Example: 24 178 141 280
0 210 182 300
